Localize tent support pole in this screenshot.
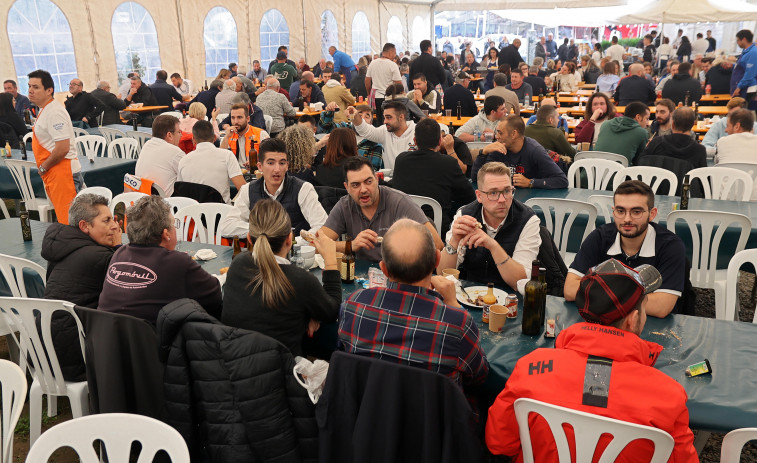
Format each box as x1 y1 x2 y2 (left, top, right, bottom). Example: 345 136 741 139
174 0 188 78
430 4 436 52
83 0 100 81
247 0 252 71
302 0 308 63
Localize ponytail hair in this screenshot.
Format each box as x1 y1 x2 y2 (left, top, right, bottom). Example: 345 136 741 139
247 199 294 310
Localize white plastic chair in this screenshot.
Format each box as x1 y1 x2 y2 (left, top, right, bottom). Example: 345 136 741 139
164 196 199 216
4 160 54 222
25 412 190 463
75 186 113 203
106 138 139 159
587 194 614 225
0 199 9 219
125 131 152 151
717 162 757 200
175 203 235 245
0 360 27 463
525 198 597 266
216 113 229 124
574 150 629 167
22 132 33 146
110 192 149 216
98 127 125 145
408 195 443 235
75 135 107 162
163 111 184 120
724 249 757 322
667 210 751 320
263 115 273 134
0 253 46 299
567 159 624 190
72 127 89 138
686 166 753 201
613 166 678 195
0 297 89 445
514 398 674 463
721 428 757 463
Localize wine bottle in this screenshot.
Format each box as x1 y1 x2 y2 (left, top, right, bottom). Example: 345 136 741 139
232 236 242 259
684 90 691 107
521 261 542 335
456 101 461 120
538 266 547 328
19 140 27 160
341 236 355 283
19 201 32 241
680 174 690 210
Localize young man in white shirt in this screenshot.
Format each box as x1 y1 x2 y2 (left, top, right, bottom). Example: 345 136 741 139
134 114 185 196
365 43 403 126
27 69 83 225
177 121 245 203
170 73 193 97
715 109 757 165
346 100 415 170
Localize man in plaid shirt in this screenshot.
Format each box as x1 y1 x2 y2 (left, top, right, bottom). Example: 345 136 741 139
338 218 489 387
318 103 385 169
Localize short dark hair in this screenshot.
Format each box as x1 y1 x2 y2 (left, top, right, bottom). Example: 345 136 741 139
300 80 313 90
611 36 618 43
536 104 557 122
414 118 441 151
603 61 615 74
277 46 288 52
27 69 54 91
504 115 525 137
696 33 703 39
3 80 17 88
170 72 181 79
730 108 755 132
483 95 505 115
615 180 654 209
672 107 696 132
192 120 215 143
493 73 508 87
151 114 179 139
298 114 316 126
259 138 287 162
510 68 524 77
411 73 426 83
331 72 342 82
382 43 396 53
737 30 754 43
420 40 432 52
624 102 650 120
677 62 692 75
381 219 437 284
156 70 168 81
383 100 407 120
230 102 249 118
342 156 373 181
229 62 237 69
655 98 675 113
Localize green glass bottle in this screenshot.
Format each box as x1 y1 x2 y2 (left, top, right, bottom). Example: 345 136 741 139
521 261 542 335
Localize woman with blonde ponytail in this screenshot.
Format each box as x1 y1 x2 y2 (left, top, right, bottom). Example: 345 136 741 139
222 199 341 356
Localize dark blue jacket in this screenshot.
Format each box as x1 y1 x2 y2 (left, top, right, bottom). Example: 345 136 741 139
149 79 183 112
443 84 477 118
190 87 221 120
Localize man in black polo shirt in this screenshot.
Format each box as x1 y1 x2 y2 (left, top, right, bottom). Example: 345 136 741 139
564 180 687 317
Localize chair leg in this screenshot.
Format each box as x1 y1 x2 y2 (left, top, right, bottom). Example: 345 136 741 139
68 386 89 418
47 395 58 417
694 430 711 454
29 383 43 445
714 282 728 320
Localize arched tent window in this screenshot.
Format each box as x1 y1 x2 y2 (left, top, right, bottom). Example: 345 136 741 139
411 16 426 53
204 7 238 78
112 2 161 85
351 12 371 61
321 10 338 61
260 9 289 64
387 16 403 54
7 0 77 94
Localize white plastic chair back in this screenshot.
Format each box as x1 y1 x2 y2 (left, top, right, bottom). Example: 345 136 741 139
687 167 753 201
667 210 751 319
717 162 757 200
721 428 757 463
163 111 184 120
525 198 597 263
408 195 443 235
567 159 624 190
514 398 674 463
107 138 139 159
0 253 46 299
263 115 273 134
216 113 228 124
587 194 614 225
98 127 124 145
72 127 89 138
22 132 33 146
75 135 106 162
0 360 26 463
4 160 53 222
725 249 757 322
164 196 199 216
75 186 113 203
0 297 89 444
110 192 149 216
613 166 678 195
0 199 8 219
125 131 152 151
26 413 191 463
466 141 489 152
175 203 235 245
574 150 629 167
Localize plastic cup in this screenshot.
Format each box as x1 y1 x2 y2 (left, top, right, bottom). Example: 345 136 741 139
445 109 452 117
489 305 509 332
442 268 460 279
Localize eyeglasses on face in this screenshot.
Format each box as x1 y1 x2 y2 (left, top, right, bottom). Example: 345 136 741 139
612 207 648 219
483 188 515 201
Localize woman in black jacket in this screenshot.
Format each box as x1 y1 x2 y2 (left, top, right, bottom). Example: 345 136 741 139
677 36 692 63
316 128 357 188
222 199 341 357
0 93 28 143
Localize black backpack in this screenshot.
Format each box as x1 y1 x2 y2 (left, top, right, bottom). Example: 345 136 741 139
537 225 568 297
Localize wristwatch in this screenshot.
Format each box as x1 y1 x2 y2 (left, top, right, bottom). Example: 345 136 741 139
529 179 534 188
38 165 47 175
444 244 458 255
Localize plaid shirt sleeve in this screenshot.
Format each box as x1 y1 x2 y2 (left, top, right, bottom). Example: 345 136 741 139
459 312 490 386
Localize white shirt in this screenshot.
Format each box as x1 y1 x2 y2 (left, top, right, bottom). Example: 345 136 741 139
657 44 673 58
691 38 709 56
34 99 81 173
177 142 242 203
220 180 328 237
715 132 757 165
173 79 193 97
605 44 626 65
354 120 416 169
118 81 131 99
365 58 401 98
445 207 542 279
591 51 602 64
134 137 185 196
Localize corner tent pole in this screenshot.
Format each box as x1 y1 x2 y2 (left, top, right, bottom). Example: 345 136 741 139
175 0 188 78
430 4 435 52
83 0 100 82
247 0 252 71
302 0 309 63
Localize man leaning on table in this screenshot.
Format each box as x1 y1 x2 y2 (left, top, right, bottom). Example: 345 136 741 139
564 180 688 317
438 161 541 290
486 259 698 462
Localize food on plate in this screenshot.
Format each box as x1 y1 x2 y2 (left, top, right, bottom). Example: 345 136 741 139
219 267 229 274
299 230 315 243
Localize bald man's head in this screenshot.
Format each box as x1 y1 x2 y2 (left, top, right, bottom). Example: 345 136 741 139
302 71 315 82
380 219 437 284
629 63 644 76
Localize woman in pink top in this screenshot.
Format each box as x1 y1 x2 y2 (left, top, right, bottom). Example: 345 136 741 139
179 102 220 139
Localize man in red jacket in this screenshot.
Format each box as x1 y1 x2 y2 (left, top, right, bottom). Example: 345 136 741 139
485 259 698 463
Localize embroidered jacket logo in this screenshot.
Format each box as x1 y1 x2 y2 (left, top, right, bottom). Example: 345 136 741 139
106 262 157 288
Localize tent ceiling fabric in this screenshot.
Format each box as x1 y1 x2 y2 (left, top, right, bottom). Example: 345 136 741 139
612 0 757 23
383 0 629 9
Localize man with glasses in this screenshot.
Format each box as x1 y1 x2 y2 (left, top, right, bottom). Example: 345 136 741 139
438 162 541 289
64 78 104 128
564 180 687 317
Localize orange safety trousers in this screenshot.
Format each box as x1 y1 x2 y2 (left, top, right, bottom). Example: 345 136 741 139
32 129 76 225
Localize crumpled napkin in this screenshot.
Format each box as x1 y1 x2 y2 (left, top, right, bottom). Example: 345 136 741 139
193 249 218 261
315 254 325 269
213 273 227 286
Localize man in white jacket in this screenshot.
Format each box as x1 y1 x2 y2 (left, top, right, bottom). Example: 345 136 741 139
347 100 416 169
715 108 757 165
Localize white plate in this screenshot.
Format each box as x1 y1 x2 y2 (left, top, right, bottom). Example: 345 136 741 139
457 286 510 309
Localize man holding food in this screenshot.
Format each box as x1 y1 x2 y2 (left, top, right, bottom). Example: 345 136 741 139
438 161 541 289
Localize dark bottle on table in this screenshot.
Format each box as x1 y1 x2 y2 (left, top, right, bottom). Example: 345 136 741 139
456 101 461 120
232 236 242 259
341 236 355 284
684 90 691 107
19 201 32 241
19 140 27 160
132 116 138 131
680 174 690 210
24 109 31 125
297 96 305 111
538 266 548 328
522 261 542 335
